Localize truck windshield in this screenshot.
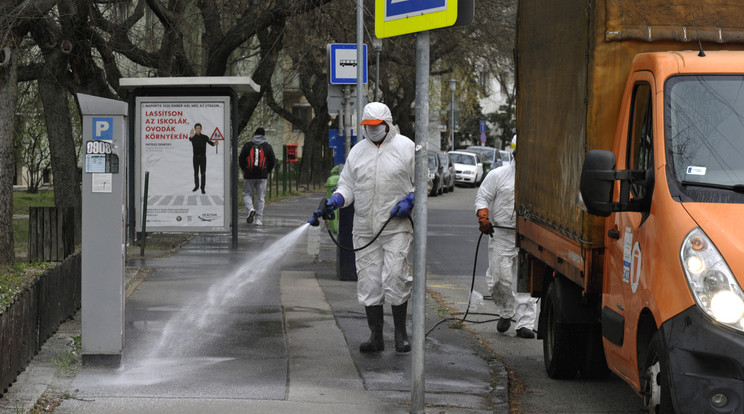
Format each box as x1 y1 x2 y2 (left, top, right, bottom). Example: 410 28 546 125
667 75 744 202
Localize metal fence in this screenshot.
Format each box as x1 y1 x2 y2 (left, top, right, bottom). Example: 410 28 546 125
265 145 334 198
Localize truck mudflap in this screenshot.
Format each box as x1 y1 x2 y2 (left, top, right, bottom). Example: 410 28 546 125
661 306 744 413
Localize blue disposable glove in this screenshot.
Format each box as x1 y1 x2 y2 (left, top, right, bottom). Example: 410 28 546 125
390 193 415 218
325 193 345 212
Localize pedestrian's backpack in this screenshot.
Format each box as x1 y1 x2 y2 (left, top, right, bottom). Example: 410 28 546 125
246 142 268 175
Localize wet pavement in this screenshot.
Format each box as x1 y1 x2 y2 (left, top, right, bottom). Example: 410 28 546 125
2 192 508 413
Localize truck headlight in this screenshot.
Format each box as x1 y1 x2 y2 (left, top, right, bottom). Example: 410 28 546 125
681 227 744 330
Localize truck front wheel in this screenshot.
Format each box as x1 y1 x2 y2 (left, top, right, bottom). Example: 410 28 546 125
641 333 675 414
543 279 580 379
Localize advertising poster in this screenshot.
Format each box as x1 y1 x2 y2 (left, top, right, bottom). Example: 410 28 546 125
136 97 230 231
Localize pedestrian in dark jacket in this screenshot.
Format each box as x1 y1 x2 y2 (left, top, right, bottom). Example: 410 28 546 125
239 127 276 225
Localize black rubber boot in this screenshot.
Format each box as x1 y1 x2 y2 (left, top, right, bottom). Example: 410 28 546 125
392 302 411 353
359 305 384 353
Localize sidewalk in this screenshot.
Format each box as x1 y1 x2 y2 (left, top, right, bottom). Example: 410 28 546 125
1 192 508 414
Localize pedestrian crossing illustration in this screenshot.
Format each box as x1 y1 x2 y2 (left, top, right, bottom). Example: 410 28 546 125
147 194 225 207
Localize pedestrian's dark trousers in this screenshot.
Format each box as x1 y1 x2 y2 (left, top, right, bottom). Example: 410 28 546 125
193 154 206 190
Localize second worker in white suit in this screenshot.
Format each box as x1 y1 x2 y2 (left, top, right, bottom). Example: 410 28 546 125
474 144 537 339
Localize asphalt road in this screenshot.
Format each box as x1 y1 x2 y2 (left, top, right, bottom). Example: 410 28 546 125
424 184 644 413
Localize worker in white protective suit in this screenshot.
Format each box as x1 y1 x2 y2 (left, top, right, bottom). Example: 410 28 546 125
474 140 537 339
308 102 415 353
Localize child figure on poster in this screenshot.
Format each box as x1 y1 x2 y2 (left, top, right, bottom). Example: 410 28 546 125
189 123 218 194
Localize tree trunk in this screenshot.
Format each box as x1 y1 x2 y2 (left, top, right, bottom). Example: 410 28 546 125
0 47 18 264
38 49 82 243
298 110 331 189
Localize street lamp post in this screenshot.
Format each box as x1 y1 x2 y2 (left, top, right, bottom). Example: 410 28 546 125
372 36 383 102
449 79 456 150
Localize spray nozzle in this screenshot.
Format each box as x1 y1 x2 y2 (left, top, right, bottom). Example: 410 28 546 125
307 213 321 227
317 197 336 221
308 198 335 227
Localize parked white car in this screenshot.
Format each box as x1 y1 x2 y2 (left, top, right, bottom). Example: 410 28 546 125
448 150 484 187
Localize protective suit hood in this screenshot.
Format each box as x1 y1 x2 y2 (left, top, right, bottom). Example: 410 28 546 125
361 102 394 125
361 102 398 141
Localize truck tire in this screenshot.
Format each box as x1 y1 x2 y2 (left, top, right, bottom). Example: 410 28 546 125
579 325 610 379
543 279 580 379
641 333 675 414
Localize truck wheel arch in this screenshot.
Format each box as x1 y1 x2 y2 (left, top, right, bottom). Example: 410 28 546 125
636 309 658 383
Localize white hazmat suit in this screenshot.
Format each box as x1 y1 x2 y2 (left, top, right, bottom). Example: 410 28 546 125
328 102 415 353
334 103 415 307
474 159 537 333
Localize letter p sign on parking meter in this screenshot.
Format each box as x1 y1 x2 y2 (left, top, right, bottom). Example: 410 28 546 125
93 117 113 141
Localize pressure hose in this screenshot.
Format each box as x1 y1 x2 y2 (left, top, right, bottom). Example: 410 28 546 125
325 214 414 252
312 199 518 336
425 225 518 337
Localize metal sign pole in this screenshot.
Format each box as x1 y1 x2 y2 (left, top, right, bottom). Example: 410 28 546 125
356 0 364 126
411 30 429 414
343 87 351 160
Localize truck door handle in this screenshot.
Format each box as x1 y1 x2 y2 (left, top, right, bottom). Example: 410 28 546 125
608 229 620 239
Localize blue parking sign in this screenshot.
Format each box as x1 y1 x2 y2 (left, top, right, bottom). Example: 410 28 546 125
93 117 113 141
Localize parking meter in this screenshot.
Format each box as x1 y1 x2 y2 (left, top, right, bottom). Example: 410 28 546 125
78 94 127 366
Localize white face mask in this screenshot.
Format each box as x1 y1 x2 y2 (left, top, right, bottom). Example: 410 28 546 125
365 124 387 143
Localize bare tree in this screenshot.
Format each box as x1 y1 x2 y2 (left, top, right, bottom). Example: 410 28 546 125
3 0 336 254
0 45 18 265
0 0 61 264
266 0 517 166
14 83 52 193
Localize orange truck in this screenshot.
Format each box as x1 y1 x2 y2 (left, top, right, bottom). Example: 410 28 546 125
515 1 744 412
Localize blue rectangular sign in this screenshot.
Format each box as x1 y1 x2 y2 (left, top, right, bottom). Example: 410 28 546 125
479 120 486 134
93 117 113 140
329 129 358 165
386 0 447 20
329 44 368 85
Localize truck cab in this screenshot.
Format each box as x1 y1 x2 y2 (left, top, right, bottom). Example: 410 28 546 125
580 51 744 413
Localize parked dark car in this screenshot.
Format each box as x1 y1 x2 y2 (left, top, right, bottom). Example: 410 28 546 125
427 150 444 196
438 151 455 193
465 145 498 174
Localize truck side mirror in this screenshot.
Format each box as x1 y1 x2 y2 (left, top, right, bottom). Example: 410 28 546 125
580 150 616 216
580 149 652 217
